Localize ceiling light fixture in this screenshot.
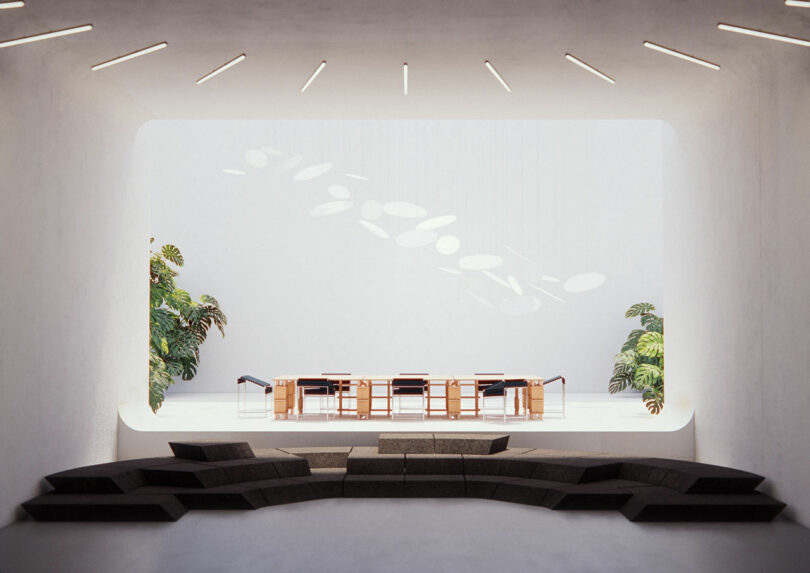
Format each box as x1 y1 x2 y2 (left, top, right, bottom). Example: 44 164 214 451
642 41 720 70
403 62 408 95
564 53 615 84
0 1 25 9
301 60 326 93
718 23 810 47
0 23 92 48
484 60 511 92
91 42 167 71
196 53 246 85
785 0 810 7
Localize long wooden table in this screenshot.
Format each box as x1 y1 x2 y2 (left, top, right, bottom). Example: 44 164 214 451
272 374 550 418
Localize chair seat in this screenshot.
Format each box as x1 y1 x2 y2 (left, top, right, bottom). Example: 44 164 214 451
393 388 424 395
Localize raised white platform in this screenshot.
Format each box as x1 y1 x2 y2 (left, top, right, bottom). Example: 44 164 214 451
119 392 694 460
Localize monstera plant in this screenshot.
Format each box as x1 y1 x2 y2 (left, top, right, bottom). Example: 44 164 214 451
610 302 664 414
149 240 227 412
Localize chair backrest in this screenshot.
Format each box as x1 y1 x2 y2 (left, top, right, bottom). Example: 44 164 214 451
391 377 427 394
297 377 332 387
237 375 270 387
482 380 507 396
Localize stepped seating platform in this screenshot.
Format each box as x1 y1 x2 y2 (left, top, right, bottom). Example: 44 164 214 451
22 437 786 523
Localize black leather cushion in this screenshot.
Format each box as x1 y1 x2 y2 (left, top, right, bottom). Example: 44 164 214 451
391 378 426 395
482 381 506 396
504 379 528 388
238 375 270 387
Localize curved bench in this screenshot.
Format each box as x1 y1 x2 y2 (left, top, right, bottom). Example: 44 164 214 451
21 441 786 523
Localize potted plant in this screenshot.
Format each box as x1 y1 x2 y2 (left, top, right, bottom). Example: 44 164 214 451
148 240 227 412
609 302 664 414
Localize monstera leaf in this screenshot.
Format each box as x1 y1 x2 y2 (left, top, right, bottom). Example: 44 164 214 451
625 302 656 318
641 314 664 333
148 241 226 413
622 329 646 352
637 331 664 358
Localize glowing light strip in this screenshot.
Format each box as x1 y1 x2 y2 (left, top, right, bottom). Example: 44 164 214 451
564 53 615 84
785 0 810 7
0 24 92 48
643 41 720 70
196 54 246 85
718 23 810 47
301 60 326 92
403 62 408 95
0 1 25 9
484 60 511 92
91 42 167 71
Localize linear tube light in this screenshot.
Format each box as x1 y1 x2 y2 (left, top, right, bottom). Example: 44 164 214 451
196 53 246 85
0 24 92 48
301 60 326 92
643 41 720 70
718 23 810 47
0 1 25 9
484 60 511 92
785 1 810 7
403 62 408 95
91 42 167 71
564 53 615 84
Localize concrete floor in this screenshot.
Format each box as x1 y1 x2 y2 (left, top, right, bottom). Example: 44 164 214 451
1 499 809 573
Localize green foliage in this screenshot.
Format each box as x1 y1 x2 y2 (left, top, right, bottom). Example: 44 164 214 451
610 302 664 415
149 241 227 413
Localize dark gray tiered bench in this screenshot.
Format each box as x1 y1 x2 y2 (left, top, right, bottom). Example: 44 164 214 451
22 435 786 523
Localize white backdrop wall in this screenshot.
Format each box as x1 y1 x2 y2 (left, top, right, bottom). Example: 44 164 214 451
664 52 810 526
140 120 663 393
0 54 149 526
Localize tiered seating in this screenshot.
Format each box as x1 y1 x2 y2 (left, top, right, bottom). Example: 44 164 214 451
21 437 786 523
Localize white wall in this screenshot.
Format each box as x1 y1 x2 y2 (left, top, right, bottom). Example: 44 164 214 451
0 55 149 526
140 120 663 394
664 51 810 525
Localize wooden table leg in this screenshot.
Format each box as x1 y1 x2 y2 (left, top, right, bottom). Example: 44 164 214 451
298 384 303 416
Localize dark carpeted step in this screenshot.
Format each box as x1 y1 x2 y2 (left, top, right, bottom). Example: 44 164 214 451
542 479 639 510
343 474 405 497
346 447 405 475
405 475 466 497
621 492 786 522
293 469 346 498
259 478 318 506
619 459 764 494
464 475 524 498
45 458 176 494
169 441 255 462
22 493 186 521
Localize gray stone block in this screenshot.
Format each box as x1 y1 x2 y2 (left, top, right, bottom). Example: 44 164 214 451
378 434 435 454
279 447 352 468
141 462 229 488
405 454 463 475
22 493 187 522
343 474 405 497
405 475 466 497
347 447 405 475
259 478 318 506
169 442 255 462
434 433 509 455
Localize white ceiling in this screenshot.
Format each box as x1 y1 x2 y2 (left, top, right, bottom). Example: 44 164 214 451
0 0 808 118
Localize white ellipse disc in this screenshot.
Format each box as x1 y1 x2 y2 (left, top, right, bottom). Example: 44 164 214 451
328 185 350 199
396 229 438 248
563 272 606 293
436 235 460 255
245 149 268 168
458 254 504 271
309 201 353 217
383 201 427 218
417 215 457 230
